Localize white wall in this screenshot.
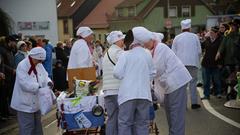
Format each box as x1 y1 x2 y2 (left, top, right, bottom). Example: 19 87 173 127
0 0 59 45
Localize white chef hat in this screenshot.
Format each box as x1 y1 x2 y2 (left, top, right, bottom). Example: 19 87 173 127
181 19 191 30
106 31 125 45
29 47 46 60
152 32 164 42
76 26 93 38
132 26 153 46
17 41 26 49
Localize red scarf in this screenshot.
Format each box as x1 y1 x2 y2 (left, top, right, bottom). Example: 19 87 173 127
28 56 38 82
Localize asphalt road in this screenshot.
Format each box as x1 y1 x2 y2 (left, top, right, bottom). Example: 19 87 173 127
1 87 240 135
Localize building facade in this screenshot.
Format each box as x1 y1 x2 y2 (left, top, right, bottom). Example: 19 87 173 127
0 0 59 45
109 0 215 36
57 0 100 42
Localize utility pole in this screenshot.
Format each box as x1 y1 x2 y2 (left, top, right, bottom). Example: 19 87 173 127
167 0 170 41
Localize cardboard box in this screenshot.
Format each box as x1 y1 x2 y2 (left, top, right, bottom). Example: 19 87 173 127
67 67 96 91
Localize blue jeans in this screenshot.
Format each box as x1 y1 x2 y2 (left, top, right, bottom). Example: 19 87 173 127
202 67 221 97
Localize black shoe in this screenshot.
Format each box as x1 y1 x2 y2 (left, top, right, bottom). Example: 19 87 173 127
216 94 222 99
0 116 7 122
191 104 201 109
197 83 203 87
201 96 210 100
8 113 16 118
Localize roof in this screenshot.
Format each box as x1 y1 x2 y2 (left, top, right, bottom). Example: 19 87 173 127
79 0 125 28
200 0 240 15
116 0 144 8
57 0 85 18
199 0 216 14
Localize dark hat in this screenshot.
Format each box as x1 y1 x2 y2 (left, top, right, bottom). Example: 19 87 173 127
42 39 49 44
222 23 230 30
228 21 238 27
233 19 240 25
7 34 20 42
211 26 219 33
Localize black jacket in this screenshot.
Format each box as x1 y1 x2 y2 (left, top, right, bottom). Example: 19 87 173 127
55 47 69 68
53 66 68 91
201 36 223 68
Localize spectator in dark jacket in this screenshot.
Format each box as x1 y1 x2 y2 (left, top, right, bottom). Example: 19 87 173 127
64 39 73 57
53 60 68 91
55 41 68 68
0 35 18 116
201 26 223 99
64 39 72 57
0 52 8 121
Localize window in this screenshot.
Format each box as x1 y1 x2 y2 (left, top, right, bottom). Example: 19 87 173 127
63 19 68 34
128 7 135 17
118 8 124 17
104 34 107 42
168 6 177 17
99 34 102 41
182 6 191 17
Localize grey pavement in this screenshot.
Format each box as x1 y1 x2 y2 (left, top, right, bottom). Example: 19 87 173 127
1 87 240 135
154 87 240 135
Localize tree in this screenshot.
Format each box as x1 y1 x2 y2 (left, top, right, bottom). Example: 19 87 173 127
0 8 12 36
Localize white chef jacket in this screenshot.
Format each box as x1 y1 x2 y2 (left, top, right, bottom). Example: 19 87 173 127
113 47 156 105
153 43 192 94
172 32 202 68
67 39 93 69
11 57 51 113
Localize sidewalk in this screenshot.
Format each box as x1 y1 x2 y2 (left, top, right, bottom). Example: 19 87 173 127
0 107 57 135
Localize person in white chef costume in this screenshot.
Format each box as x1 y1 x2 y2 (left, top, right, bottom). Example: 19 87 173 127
145 32 192 135
113 26 156 135
11 47 53 135
67 26 95 69
102 31 125 135
172 19 202 109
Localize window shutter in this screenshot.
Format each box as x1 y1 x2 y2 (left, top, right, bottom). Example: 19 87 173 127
191 5 195 16
178 6 182 17
164 7 168 18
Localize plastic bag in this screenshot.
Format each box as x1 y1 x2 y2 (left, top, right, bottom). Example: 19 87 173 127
153 78 165 105
38 87 56 115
